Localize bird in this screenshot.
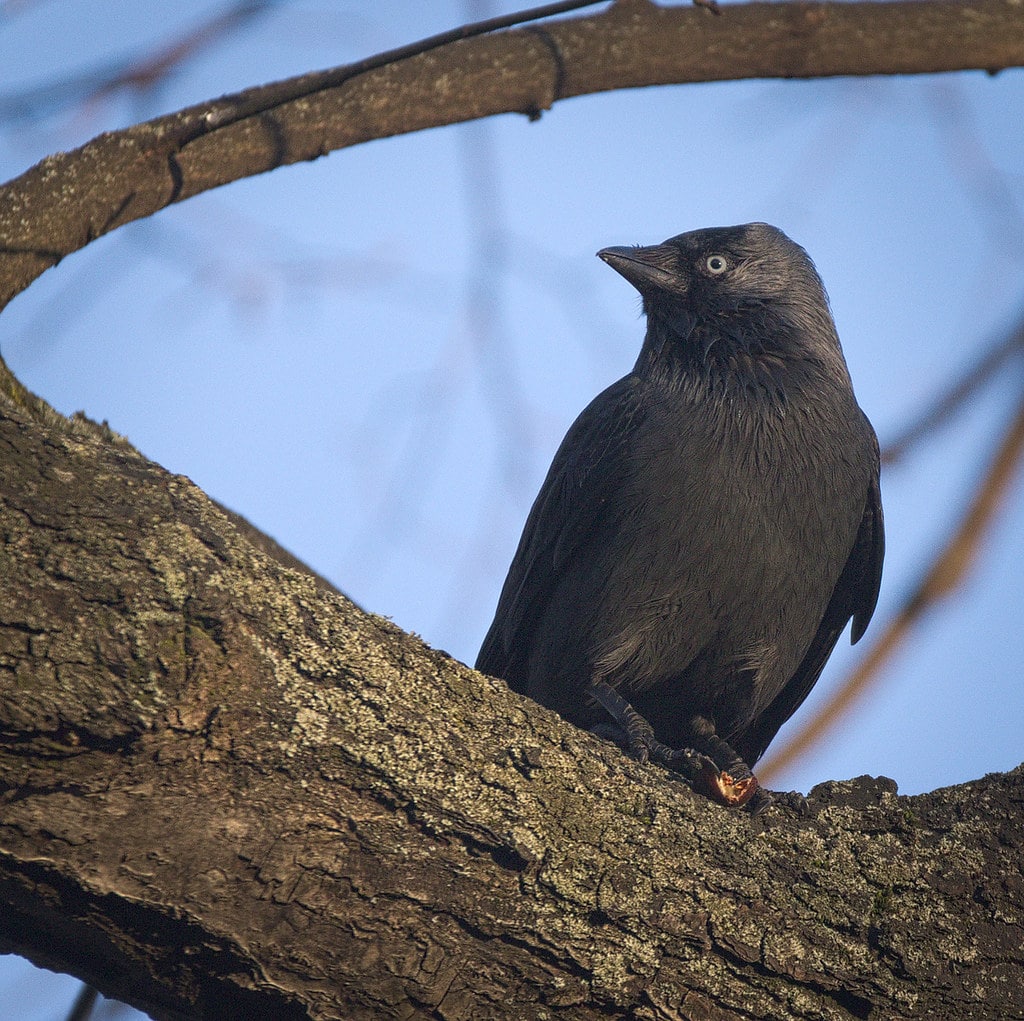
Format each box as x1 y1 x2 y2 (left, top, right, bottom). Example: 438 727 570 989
475 223 884 811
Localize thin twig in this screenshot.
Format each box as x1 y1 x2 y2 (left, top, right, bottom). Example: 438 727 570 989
0 1 277 122
760 390 1024 782
92 0 275 97
883 312 1024 465
65 984 99 1021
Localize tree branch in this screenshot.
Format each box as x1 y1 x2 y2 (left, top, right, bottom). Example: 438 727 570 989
2 377 1023 1020
882 312 1024 466
2 0 1023 312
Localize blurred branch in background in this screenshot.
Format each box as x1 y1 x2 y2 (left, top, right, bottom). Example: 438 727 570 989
0 0 279 125
761 313 1024 782
928 79 1024 255
0 0 609 129
882 314 1024 466
0 0 56 22
65 984 99 1021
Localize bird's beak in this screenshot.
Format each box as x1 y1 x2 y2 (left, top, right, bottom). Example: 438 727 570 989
597 244 683 295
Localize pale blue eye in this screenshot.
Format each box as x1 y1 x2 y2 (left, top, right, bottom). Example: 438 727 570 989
705 254 728 274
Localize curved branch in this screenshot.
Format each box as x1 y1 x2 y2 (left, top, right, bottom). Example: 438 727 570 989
2 0 1023 311
1 392 1023 1020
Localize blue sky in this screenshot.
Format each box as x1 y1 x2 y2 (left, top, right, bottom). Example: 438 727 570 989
2 3 1023 1017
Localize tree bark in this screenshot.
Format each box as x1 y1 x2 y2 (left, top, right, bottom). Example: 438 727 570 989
1 395 1022 1020
1 0 1023 311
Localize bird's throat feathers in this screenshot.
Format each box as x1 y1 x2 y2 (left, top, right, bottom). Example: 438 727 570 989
637 300 846 404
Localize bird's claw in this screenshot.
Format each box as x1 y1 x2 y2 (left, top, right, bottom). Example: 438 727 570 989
702 766 759 808
640 736 760 809
665 746 761 810
750 788 809 816
586 680 763 811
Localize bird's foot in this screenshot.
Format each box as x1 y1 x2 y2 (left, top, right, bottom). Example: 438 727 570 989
693 760 760 808
586 680 761 809
588 717 757 810
655 738 760 809
747 788 809 816
587 680 663 765
586 718 715 773
683 726 764 809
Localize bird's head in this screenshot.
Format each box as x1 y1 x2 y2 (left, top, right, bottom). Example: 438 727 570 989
598 223 848 388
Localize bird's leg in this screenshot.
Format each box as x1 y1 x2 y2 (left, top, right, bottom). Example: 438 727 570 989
586 680 721 791
586 680 761 809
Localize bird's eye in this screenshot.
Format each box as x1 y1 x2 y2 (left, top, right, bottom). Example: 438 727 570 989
705 254 729 275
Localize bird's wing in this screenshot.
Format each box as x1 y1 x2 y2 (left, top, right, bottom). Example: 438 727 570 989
475 376 643 686
735 468 884 766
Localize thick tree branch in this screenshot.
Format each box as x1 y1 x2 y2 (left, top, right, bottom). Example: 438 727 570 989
1 0 1023 312
2 393 1023 1020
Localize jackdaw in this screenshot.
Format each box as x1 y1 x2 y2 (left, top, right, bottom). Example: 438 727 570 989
476 223 884 809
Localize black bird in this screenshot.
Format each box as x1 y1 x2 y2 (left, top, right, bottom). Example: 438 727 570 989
476 223 883 809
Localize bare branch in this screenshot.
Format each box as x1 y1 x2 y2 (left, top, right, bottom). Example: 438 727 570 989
0 0 277 122
883 312 1024 465
2 0 1023 312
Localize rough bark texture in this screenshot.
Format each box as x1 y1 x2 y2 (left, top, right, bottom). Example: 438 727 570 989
1 0 1023 310
1 394 1023 1020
